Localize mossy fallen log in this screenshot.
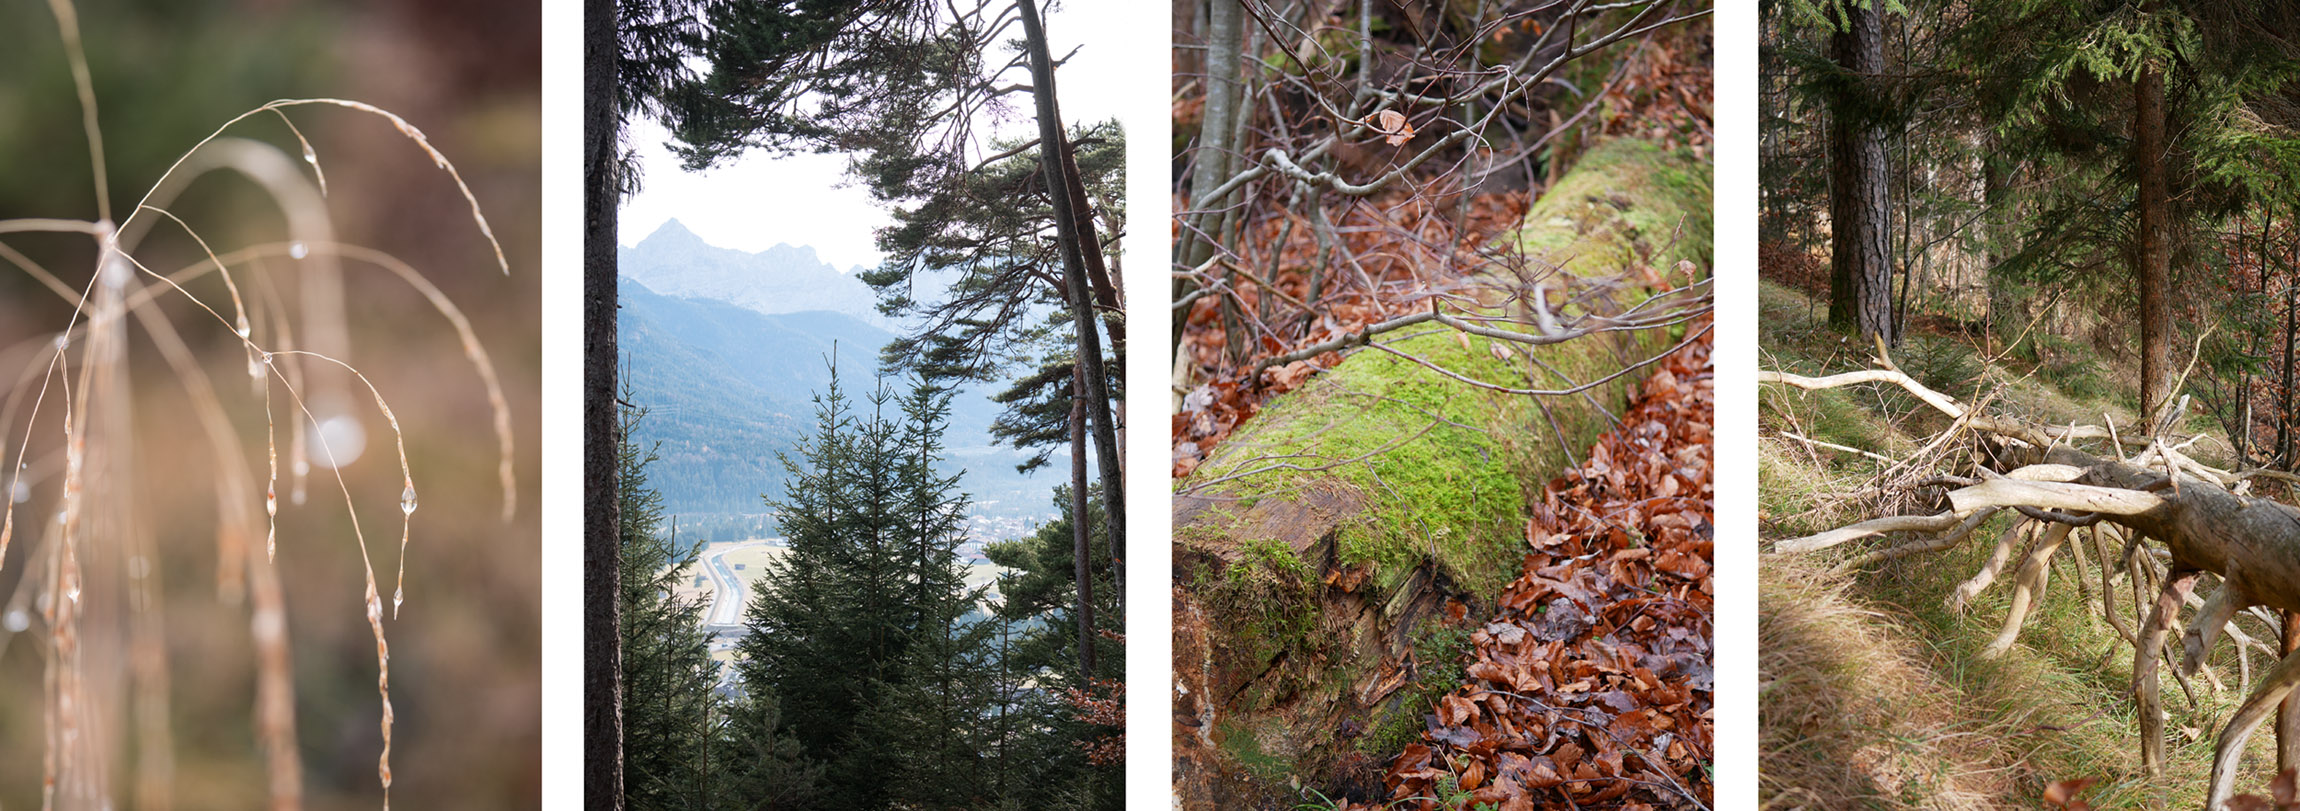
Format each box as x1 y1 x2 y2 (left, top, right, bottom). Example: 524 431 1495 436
1171 138 1711 808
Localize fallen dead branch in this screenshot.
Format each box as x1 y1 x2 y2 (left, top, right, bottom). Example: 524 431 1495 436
1764 358 2300 810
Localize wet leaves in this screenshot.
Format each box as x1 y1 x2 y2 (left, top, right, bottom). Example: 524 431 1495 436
1379 327 1713 809
1172 189 1533 477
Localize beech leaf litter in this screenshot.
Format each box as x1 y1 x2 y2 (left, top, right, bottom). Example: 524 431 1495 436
1370 325 1713 810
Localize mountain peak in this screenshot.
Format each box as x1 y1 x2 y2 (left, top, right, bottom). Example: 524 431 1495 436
637 217 706 249
757 242 826 268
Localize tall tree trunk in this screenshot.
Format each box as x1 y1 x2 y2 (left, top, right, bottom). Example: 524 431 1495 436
2135 45 2173 422
1070 366 1095 679
1176 0 1247 352
1057 128 1125 606
2281 277 2295 466
2243 211 2269 465
1826 0 1895 346
583 0 625 804
1983 139 2022 351
1020 0 1126 612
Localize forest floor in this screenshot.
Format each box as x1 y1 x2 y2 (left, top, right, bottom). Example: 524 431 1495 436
1757 276 2284 809
1364 325 1715 810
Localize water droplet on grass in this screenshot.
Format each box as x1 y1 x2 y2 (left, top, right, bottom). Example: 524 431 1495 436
100 253 130 290
400 484 417 516
289 242 309 260
265 484 277 517
3 608 25 632
10 481 25 503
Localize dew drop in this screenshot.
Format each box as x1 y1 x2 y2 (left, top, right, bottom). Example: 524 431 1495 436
265 484 277 517
292 460 310 478
99 253 130 290
3 608 25 633
392 586 404 615
10 481 26 503
53 334 68 351
289 242 309 260
301 143 319 166
236 321 252 339
400 484 418 516
248 352 265 381
64 581 80 604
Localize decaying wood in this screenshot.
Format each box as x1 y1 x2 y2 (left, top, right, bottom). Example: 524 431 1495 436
1765 361 2300 807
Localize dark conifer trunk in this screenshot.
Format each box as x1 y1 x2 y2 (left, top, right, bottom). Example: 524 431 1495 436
1983 139 2021 350
1826 0 1895 345
584 0 625 805
2282 277 2296 466
2135 40 2172 421
1070 365 1095 678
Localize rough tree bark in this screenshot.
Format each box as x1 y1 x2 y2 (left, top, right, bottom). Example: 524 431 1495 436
2284 614 2300 774
1175 0 1245 350
2135 43 2173 421
583 0 625 804
1826 0 1895 346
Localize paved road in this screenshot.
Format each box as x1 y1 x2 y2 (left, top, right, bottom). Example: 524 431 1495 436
695 539 775 634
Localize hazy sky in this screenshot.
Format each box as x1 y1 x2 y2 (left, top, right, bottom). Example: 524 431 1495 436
619 5 1130 271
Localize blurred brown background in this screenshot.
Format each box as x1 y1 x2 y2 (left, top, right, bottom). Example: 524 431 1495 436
0 0 540 807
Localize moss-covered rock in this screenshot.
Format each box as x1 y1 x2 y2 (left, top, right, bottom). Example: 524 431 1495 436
1171 137 1712 808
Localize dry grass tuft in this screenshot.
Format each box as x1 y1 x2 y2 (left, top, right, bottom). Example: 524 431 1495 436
0 3 518 808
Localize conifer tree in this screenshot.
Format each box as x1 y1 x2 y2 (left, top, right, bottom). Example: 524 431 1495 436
620 394 817 809
981 485 1124 809
738 358 947 808
859 377 1014 806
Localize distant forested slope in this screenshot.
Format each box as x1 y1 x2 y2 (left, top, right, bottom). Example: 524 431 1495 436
620 276 1045 516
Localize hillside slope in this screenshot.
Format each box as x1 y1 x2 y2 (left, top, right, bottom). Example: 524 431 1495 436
620 276 1048 516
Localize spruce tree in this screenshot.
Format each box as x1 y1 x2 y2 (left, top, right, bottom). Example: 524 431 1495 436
856 377 1012 807
737 359 933 809
620 395 818 809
